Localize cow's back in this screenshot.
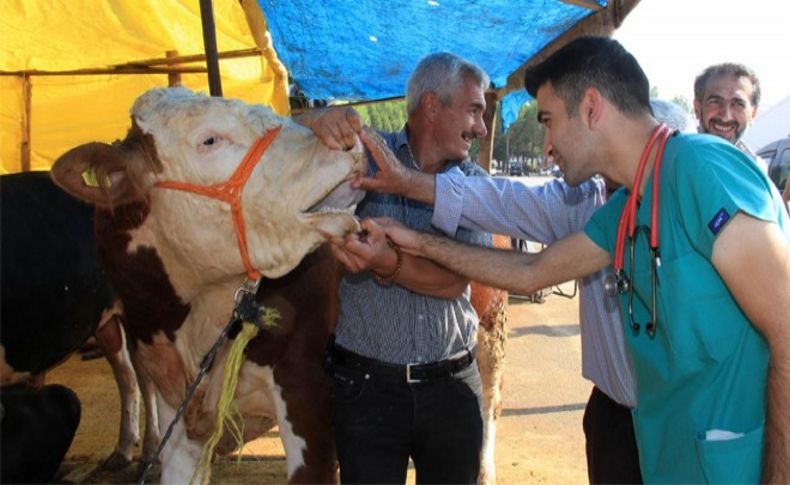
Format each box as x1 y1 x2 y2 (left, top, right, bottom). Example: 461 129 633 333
0 172 115 375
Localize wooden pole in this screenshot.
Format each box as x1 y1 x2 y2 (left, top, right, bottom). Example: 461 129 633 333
21 74 31 172
166 50 181 86
198 0 222 96
477 91 499 173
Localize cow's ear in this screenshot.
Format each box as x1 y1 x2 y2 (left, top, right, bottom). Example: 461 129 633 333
50 142 142 209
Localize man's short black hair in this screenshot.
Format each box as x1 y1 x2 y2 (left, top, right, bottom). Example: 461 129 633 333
524 36 651 118
693 63 761 108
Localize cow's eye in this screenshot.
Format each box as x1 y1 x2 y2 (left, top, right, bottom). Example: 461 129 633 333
197 134 224 153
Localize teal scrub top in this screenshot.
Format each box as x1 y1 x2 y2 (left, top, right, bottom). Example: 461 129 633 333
585 133 790 483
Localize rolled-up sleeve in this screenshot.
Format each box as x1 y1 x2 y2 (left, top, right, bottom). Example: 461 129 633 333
432 167 466 236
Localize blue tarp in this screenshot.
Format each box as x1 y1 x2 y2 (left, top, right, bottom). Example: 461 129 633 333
258 0 605 129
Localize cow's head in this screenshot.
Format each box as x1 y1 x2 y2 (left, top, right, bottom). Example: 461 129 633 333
51 87 365 281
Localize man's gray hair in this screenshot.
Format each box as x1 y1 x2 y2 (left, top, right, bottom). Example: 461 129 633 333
406 52 489 115
650 98 693 133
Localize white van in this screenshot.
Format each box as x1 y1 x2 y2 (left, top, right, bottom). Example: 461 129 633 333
757 136 790 192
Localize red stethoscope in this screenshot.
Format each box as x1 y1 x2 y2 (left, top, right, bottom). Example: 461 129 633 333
603 123 673 338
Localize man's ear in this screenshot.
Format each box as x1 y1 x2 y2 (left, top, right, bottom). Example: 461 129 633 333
421 92 439 122
749 106 759 123
582 87 604 128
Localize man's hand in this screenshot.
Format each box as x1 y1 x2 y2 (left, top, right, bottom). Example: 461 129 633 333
356 127 435 204
296 106 363 151
354 127 413 193
328 218 398 275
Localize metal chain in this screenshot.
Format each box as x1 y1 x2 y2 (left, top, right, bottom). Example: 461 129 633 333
137 279 262 484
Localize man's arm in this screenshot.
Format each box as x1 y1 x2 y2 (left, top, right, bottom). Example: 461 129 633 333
328 218 468 299
357 129 599 241
378 217 611 295
711 213 790 483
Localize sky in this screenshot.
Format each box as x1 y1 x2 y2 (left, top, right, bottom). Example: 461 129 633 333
613 0 789 111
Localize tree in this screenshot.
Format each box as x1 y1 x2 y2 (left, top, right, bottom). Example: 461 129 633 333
671 95 693 114
491 101 544 166
356 100 407 132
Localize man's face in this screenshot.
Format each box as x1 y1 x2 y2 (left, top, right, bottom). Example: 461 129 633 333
536 83 592 186
433 77 487 160
694 74 758 144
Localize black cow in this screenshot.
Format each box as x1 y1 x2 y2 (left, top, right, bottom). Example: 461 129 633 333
0 171 158 477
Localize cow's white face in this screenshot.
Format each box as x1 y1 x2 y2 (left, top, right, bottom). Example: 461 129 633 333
52 87 365 284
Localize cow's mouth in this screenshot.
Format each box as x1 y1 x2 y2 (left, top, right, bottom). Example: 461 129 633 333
302 175 365 236
305 170 365 212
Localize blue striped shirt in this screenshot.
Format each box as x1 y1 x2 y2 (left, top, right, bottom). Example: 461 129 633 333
432 171 637 407
334 128 492 365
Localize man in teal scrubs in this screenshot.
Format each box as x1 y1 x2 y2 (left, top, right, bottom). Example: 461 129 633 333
584 134 781 482
351 37 789 483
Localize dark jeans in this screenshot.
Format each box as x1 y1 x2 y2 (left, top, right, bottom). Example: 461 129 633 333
583 386 643 484
331 358 483 484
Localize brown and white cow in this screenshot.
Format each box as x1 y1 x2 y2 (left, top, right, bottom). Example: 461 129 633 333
51 87 366 483
50 87 508 484
472 235 509 485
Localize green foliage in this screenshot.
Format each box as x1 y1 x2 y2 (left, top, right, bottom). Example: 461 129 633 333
356 100 407 132
493 100 544 162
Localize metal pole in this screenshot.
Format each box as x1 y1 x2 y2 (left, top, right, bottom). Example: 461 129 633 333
198 0 222 96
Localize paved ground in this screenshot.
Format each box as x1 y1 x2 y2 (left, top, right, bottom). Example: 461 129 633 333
49 282 591 483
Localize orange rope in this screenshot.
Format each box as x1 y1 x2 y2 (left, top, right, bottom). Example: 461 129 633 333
155 126 282 281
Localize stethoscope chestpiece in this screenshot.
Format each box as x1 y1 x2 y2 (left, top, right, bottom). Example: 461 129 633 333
604 271 630 297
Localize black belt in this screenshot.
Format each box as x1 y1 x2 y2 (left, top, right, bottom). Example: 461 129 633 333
330 344 475 384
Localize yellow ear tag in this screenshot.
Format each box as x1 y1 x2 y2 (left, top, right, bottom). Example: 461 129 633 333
81 168 111 188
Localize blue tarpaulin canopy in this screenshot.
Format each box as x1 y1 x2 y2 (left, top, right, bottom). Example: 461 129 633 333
257 0 615 129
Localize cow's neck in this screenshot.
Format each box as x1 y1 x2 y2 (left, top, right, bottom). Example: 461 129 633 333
95 204 245 345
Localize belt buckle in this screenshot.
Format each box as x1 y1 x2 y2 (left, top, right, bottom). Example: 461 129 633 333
405 363 422 384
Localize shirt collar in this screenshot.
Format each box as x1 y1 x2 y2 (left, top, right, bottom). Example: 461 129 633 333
394 124 464 174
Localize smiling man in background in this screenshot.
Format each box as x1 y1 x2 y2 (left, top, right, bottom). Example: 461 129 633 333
693 62 766 171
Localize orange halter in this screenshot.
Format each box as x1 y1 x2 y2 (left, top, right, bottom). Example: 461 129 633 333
155 126 282 282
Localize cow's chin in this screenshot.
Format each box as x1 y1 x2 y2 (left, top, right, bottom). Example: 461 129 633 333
302 209 361 238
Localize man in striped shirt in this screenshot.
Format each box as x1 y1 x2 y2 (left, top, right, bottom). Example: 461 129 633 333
301 52 493 484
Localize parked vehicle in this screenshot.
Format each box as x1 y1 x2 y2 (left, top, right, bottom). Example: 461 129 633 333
509 159 524 176
757 136 790 192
